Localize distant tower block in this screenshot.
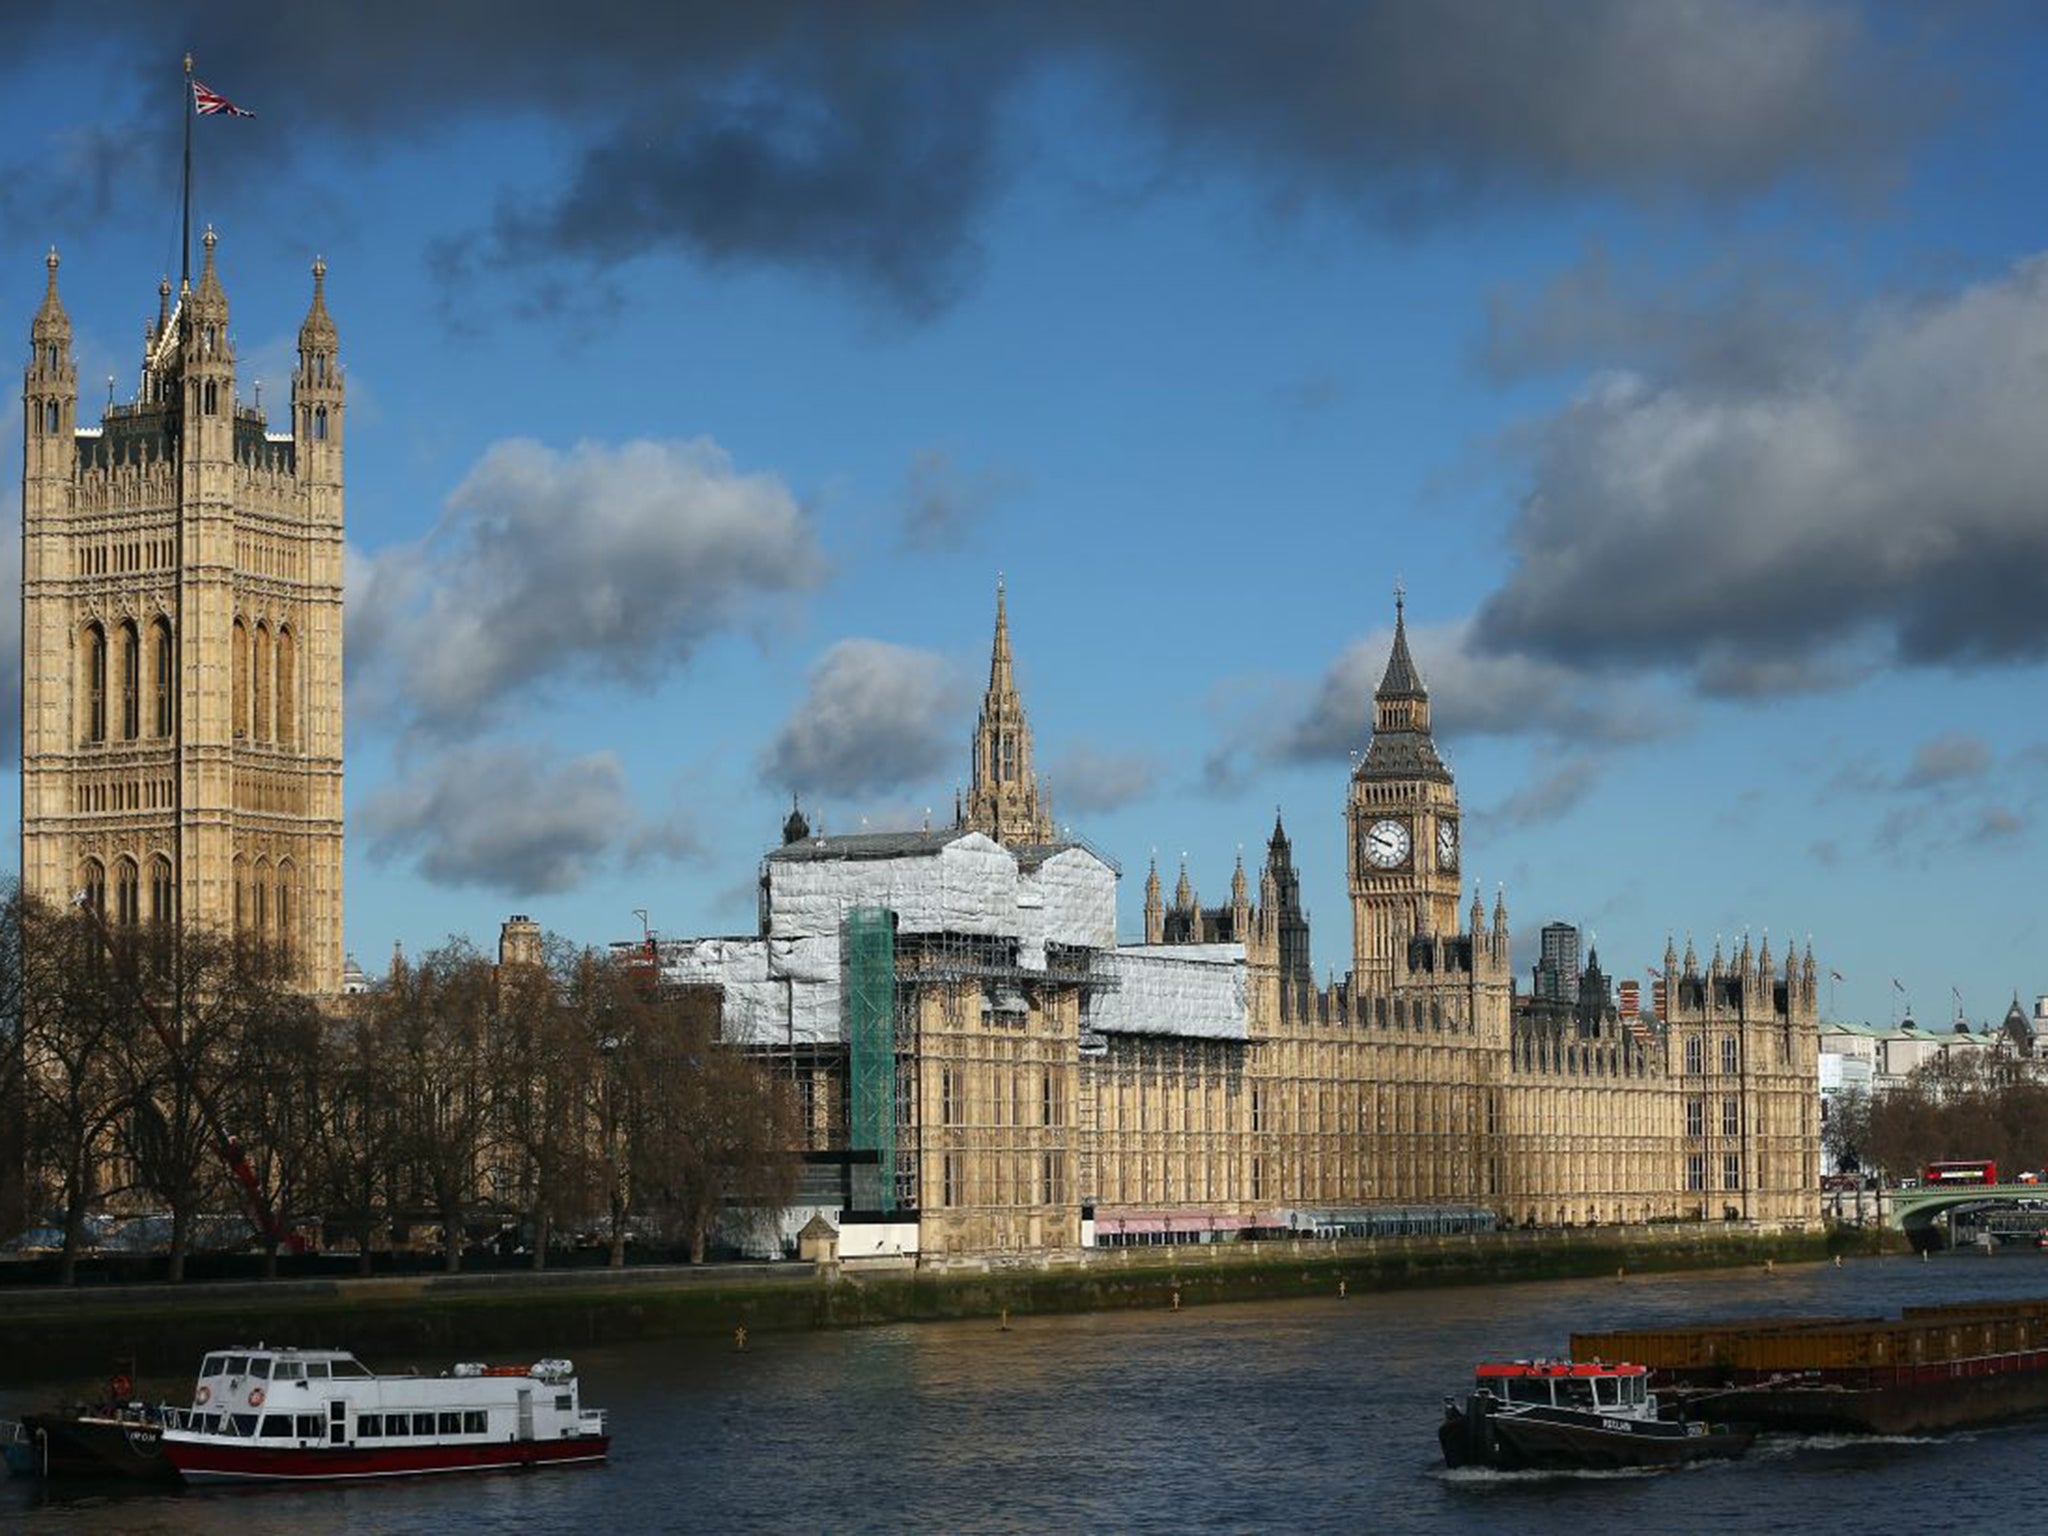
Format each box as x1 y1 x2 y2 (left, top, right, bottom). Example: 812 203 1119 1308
19 238 346 992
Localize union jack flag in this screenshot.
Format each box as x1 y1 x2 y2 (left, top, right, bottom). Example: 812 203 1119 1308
192 80 255 118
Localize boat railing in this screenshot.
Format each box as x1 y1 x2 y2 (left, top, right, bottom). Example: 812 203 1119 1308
577 1408 608 1437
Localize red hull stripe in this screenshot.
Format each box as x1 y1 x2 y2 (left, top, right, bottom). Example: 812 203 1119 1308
167 1437 608 1483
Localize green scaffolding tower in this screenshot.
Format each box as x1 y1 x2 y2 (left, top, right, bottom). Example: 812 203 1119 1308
845 906 898 1213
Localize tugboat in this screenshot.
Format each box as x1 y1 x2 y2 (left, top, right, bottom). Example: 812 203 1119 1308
1440 1360 1753 1471
162 1345 609 1484
3 1371 179 1482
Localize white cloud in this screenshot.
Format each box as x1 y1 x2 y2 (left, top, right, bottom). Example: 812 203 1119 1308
359 742 692 895
763 639 964 797
351 436 824 730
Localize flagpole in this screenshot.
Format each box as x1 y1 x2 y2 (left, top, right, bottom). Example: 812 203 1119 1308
181 51 193 290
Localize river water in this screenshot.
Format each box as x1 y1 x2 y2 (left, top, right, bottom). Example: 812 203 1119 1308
9 1251 2048 1533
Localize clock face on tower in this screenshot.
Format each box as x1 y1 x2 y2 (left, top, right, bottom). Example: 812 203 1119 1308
1362 817 1411 869
1437 819 1459 871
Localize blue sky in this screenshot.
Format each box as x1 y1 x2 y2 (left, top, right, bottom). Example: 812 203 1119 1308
4 4 2045 1025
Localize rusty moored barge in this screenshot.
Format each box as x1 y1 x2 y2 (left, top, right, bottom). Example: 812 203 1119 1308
1573 1298 2048 1435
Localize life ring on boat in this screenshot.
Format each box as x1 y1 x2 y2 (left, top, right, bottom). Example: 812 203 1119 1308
110 1374 132 1401
195 1385 211 1405
248 1387 266 1408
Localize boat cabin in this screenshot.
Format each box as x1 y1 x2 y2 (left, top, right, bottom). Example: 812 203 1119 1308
1474 1361 1651 1413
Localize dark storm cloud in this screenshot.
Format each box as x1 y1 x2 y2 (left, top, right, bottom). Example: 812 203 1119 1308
361 743 691 894
0 1 1937 313
762 639 964 798
1476 256 2048 688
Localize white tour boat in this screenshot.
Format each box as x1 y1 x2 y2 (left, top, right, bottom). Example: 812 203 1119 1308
161 1345 609 1484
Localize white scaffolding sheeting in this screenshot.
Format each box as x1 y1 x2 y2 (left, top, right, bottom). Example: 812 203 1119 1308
1022 846 1118 955
662 831 1120 1046
1093 945 1248 1042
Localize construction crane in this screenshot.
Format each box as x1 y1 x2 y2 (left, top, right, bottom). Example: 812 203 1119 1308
69 892 305 1256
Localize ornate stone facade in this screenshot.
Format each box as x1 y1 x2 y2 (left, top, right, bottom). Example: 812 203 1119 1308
680 586 1822 1255
19 237 345 992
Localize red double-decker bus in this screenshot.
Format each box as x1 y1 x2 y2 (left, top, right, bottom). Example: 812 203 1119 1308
1921 1160 1998 1187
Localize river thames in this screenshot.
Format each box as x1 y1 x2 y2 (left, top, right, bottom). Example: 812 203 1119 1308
9 1252 2048 1533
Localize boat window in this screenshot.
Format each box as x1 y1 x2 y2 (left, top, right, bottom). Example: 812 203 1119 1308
413 1412 435 1435
305 1361 331 1380
1557 1379 1596 1410
250 1358 274 1380
358 1414 381 1437
202 1354 226 1377
1505 1378 1551 1406
223 1356 249 1377
555 1394 573 1412
464 1411 486 1434
259 1415 293 1439
438 1411 460 1434
329 1357 374 1378
1592 1378 1616 1408
296 1415 322 1438
274 1361 304 1382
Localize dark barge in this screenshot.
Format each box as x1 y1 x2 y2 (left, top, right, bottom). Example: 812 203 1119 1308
1573 1297 2048 1436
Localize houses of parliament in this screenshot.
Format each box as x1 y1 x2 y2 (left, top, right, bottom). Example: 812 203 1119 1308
20 242 1819 1255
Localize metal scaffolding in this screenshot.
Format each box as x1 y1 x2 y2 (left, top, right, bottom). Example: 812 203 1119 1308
845 906 898 1212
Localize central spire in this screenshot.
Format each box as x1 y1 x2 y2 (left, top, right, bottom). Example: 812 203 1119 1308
962 576 1056 848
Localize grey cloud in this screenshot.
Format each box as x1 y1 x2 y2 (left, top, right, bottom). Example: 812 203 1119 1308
1482 244 1844 390
899 449 1017 553
1046 745 1160 816
1477 256 2048 686
1474 756 1604 833
763 639 963 798
0 1 1936 315
1972 805 2026 842
360 744 687 895
1276 617 1665 765
1901 732 1990 789
352 436 823 731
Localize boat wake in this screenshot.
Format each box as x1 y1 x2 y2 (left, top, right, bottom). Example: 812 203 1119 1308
1433 1463 1687 1486
1750 1431 1958 1457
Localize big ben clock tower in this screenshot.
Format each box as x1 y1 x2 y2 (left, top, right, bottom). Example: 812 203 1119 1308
1348 592 1463 992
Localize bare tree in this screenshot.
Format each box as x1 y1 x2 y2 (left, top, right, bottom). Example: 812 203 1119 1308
621 981 800 1263
372 942 498 1273
494 938 600 1270
17 896 139 1284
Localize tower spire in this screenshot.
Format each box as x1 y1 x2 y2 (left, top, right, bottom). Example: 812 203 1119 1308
962 575 1055 849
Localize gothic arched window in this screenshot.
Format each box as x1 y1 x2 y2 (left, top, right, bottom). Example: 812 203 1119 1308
253 622 272 743
150 856 175 925
152 619 174 737
202 380 218 416
44 400 58 434
252 859 269 932
83 622 107 743
314 405 328 441
79 859 106 916
276 860 295 960
119 620 140 740
114 857 140 927
231 619 249 739
45 344 57 372
275 627 296 748
233 853 248 930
